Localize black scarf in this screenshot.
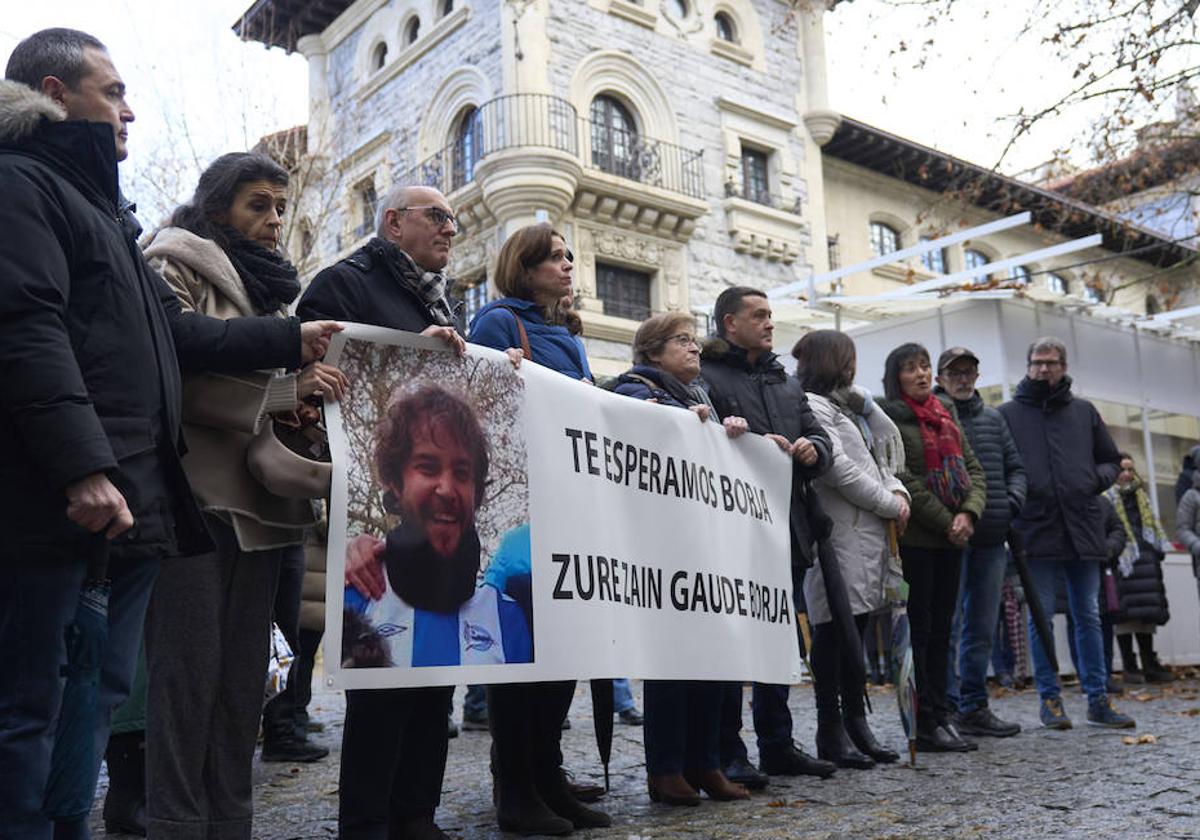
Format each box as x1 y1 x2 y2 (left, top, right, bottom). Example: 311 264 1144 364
220 226 300 315
383 521 481 614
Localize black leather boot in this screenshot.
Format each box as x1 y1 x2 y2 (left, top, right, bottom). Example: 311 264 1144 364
844 715 900 764
815 712 875 770
103 732 146 836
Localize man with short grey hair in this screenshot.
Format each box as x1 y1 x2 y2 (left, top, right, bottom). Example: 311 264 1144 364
298 183 464 840
999 336 1135 730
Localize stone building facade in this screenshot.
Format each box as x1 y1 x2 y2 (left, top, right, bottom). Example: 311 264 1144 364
237 0 1199 373
241 0 843 374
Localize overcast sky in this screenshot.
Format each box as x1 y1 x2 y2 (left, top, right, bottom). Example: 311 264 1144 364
1 0 1127 221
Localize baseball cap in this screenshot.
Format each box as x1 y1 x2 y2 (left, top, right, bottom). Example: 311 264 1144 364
937 346 980 373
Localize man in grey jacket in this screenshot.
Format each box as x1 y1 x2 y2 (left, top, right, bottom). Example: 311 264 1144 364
935 348 1026 738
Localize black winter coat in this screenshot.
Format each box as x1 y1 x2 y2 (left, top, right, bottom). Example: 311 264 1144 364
297 237 455 332
0 89 300 555
1109 491 1170 626
699 338 833 567
938 389 1027 547
998 376 1121 564
1059 495 1126 615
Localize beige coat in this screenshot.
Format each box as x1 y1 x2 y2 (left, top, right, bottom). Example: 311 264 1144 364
803 393 908 624
144 227 316 550
300 513 327 633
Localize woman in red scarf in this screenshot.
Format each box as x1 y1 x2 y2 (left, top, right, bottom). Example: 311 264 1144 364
879 343 986 754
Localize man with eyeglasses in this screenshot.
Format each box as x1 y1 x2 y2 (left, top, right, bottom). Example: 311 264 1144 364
298 184 466 840
933 347 1026 740
998 337 1135 731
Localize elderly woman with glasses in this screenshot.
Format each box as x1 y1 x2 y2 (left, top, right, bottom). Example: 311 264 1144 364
612 312 750 806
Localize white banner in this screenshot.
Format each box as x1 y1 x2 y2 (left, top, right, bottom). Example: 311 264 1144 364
323 324 800 690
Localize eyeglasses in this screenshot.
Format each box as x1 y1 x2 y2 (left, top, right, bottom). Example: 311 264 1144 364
666 333 698 347
398 205 460 233
1028 359 1063 369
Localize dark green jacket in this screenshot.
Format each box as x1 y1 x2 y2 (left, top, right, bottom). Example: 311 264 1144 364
878 395 987 549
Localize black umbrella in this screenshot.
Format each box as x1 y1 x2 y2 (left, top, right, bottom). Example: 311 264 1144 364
1007 529 1059 673
589 679 613 790
42 534 110 821
815 536 870 712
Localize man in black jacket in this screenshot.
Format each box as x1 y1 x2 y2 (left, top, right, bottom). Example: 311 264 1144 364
934 347 1026 738
998 337 1135 730
0 29 340 838
700 286 836 783
299 182 464 840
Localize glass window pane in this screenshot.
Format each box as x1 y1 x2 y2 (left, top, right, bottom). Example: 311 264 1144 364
596 262 652 321
919 236 944 273
870 222 899 258
741 146 769 205
1047 273 1068 295
1009 265 1031 284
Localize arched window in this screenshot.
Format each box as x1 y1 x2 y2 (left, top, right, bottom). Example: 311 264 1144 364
590 95 638 180
869 221 899 258
714 12 736 42
1047 273 1068 295
919 235 945 273
1083 284 1105 304
452 106 482 191
964 248 990 284
671 0 689 18
370 42 388 72
440 0 454 16
1145 293 1162 315
405 17 421 45
1008 265 1031 285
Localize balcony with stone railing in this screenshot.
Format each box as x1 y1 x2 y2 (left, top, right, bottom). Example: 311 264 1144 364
401 93 709 241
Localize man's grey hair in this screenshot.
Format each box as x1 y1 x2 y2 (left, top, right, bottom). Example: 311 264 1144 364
5 28 106 90
1027 336 1068 365
375 184 412 237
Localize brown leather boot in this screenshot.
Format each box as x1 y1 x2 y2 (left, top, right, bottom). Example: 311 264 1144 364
647 773 700 806
684 768 750 801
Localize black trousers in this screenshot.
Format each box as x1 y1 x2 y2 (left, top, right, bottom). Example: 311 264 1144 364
810 614 870 722
488 681 575 799
338 685 454 839
901 545 963 729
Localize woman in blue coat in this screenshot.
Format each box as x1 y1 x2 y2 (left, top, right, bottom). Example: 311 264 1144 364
613 312 750 806
468 224 607 835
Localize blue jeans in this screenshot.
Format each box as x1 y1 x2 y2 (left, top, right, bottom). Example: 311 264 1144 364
0 540 160 840
948 544 1009 714
1026 559 1106 703
463 685 487 719
613 678 636 713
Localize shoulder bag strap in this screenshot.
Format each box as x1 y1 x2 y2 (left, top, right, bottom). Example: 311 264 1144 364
498 306 533 363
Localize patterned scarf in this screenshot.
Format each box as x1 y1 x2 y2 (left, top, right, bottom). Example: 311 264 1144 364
828 385 905 477
1106 479 1171 577
219 226 300 315
368 237 455 326
902 393 971 509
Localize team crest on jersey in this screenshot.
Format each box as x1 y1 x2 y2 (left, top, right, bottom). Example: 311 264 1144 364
463 621 496 652
375 622 408 638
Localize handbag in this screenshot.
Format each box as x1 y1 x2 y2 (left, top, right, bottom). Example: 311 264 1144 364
264 622 294 705
247 413 332 499
1101 568 1121 615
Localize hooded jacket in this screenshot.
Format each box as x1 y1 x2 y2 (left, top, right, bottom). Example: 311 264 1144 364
935 388 1027 547
998 376 1121 563
0 80 300 554
1176 470 1200 576
699 337 833 567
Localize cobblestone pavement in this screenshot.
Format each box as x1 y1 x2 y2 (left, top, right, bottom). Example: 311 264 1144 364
94 673 1200 839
